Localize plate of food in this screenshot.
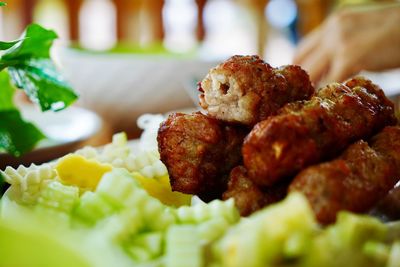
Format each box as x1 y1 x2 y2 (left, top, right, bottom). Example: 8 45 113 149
1 54 400 267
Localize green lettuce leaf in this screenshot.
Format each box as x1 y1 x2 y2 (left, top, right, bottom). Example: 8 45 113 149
0 23 78 155
0 71 15 110
8 60 77 111
0 110 45 157
1 24 57 61
0 40 21 51
0 24 78 112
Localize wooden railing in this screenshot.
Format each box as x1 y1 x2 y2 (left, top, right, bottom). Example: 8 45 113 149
0 0 333 54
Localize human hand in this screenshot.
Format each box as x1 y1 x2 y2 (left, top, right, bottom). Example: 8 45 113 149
293 4 400 85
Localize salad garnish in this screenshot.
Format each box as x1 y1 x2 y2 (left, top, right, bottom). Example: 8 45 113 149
0 22 78 156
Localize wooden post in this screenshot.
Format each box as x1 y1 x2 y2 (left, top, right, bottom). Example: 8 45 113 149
237 0 270 57
142 0 164 44
195 0 207 42
64 0 84 41
22 0 37 26
113 0 141 43
2 0 37 39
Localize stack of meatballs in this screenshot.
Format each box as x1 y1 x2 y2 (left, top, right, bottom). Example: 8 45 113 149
157 55 400 224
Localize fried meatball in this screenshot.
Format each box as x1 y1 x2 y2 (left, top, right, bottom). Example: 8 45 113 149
243 76 397 187
289 126 400 224
222 166 287 216
157 112 248 201
199 55 314 126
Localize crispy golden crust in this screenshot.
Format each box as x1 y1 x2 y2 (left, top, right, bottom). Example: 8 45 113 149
243 77 397 187
199 55 314 125
222 166 287 216
157 112 248 201
289 126 400 224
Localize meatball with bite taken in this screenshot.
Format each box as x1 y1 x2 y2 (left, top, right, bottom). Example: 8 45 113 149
199 55 314 126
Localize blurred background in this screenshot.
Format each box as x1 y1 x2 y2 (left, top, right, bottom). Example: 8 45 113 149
0 0 396 146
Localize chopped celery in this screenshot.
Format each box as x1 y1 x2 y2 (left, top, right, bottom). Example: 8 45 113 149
197 217 230 243
96 169 139 208
214 193 317 267
335 212 387 246
126 246 153 262
176 198 239 224
300 212 388 267
363 241 390 263
165 225 203 267
37 181 79 213
284 232 312 258
98 209 143 243
142 206 176 232
73 191 115 225
387 242 400 267
125 232 163 261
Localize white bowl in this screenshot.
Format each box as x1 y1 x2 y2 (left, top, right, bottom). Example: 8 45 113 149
56 48 218 135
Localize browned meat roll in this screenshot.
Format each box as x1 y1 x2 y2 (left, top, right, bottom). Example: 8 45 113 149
222 166 287 216
243 76 397 187
289 126 400 224
157 112 248 201
198 55 314 126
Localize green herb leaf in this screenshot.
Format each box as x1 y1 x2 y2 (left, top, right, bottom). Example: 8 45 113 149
0 40 21 51
0 110 45 157
8 60 77 111
0 2 6 7
1 24 57 61
0 23 78 156
0 24 78 112
0 71 15 110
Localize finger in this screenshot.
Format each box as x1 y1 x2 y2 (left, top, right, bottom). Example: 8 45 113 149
293 27 323 65
300 44 331 84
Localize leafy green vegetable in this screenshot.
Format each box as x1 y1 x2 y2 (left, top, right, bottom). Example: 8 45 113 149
0 2 6 7
0 23 78 155
0 24 78 111
0 71 15 110
0 40 21 51
1 24 57 61
8 60 77 111
0 71 45 156
0 110 45 157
